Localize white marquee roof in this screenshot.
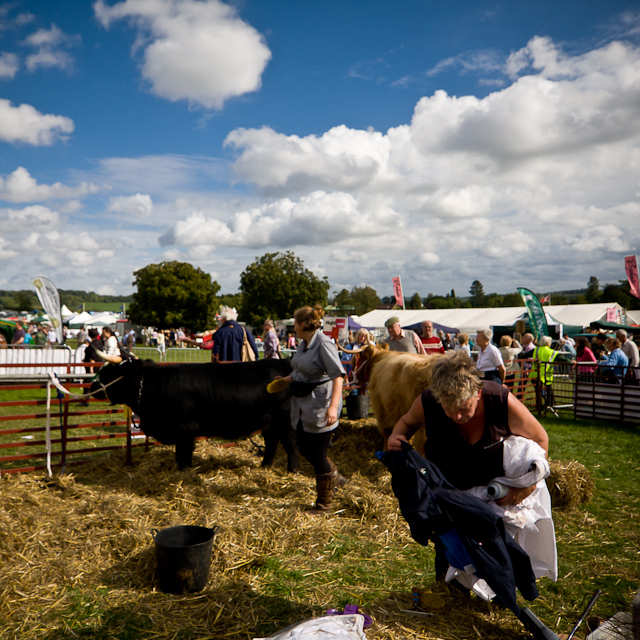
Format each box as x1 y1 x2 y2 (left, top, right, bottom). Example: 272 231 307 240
355 302 624 334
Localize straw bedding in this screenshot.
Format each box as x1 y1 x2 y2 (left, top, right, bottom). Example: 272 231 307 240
0 418 587 640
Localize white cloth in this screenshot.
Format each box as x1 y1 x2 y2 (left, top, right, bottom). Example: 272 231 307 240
254 615 367 640
452 436 557 600
105 335 119 357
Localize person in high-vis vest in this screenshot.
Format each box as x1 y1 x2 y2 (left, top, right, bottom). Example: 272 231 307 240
528 336 570 413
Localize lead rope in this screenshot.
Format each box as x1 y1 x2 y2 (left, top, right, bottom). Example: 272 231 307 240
44 373 126 477
45 378 53 477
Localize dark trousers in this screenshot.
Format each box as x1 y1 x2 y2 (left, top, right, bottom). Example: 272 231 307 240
482 369 502 384
296 421 334 474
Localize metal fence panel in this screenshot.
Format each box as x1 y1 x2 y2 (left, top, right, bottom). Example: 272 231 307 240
0 345 73 376
129 346 164 362
164 347 211 363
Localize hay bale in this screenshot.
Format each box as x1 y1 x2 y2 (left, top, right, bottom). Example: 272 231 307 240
546 459 595 510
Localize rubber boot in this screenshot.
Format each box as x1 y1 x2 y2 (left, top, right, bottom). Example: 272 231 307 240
308 459 347 513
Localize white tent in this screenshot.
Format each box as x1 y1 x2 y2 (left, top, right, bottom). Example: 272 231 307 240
68 311 94 327
60 304 75 319
86 312 120 327
355 302 624 334
625 310 640 325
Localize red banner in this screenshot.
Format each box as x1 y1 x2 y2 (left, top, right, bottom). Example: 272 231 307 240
625 255 640 298
392 276 404 309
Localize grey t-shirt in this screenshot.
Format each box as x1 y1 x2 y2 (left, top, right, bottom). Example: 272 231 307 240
290 330 346 433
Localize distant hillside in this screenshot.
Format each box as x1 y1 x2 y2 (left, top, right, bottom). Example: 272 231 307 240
0 289 132 313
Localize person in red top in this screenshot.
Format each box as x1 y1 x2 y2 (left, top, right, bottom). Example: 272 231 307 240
420 320 445 355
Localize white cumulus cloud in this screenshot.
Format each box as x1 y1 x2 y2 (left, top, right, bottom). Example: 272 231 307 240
108 193 153 217
94 0 271 109
0 204 60 232
0 100 74 146
0 52 19 79
0 167 100 202
23 23 80 73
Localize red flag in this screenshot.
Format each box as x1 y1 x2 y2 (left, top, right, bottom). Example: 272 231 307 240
392 276 404 309
625 255 640 298
539 294 550 304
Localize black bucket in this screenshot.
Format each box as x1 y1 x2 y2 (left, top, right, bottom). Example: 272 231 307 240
153 525 219 594
346 394 370 420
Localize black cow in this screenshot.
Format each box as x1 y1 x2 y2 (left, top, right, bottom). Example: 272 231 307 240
91 357 298 471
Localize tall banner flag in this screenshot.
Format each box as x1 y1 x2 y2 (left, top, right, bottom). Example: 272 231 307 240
517 287 550 341
392 276 405 309
31 276 63 344
625 255 640 298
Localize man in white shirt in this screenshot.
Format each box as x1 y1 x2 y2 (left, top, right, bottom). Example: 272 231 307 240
46 326 57 345
475 328 506 384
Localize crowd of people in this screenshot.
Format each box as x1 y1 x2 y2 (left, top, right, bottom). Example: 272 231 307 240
6 304 637 609
2 320 61 347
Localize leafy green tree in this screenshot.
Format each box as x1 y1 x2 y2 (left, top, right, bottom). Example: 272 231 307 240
239 251 330 327
332 288 353 314
15 292 38 312
128 261 220 331
425 296 457 309
407 292 423 310
350 286 381 315
218 292 243 311
586 276 600 303
601 281 635 309
469 280 486 307
485 293 502 308
502 293 524 307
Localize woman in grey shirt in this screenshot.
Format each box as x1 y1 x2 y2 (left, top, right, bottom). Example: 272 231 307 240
283 304 346 513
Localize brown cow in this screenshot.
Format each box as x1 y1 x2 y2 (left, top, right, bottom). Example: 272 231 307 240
343 343 443 451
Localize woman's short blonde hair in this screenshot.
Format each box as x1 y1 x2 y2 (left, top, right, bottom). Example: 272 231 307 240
500 335 513 347
429 350 483 408
538 335 552 347
294 304 324 331
457 332 469 345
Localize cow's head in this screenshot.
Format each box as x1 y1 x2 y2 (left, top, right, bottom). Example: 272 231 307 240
338 342 390 387
90 357 142 405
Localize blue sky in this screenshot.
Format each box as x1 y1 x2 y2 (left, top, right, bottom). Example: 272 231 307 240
1 0 639 300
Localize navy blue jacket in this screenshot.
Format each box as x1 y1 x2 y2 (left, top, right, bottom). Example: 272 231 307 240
379 442 538 615
212 321 259 362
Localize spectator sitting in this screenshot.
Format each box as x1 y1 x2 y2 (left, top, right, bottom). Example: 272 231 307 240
600 337 629 383
575 337 597 379
591 332 608 360
616 329 639 384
